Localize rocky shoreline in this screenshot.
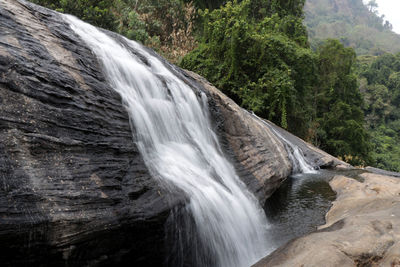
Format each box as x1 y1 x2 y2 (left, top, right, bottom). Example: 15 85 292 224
253 172 400 267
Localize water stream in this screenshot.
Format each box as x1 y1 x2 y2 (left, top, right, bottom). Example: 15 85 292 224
64 15 270 267
250 112 316 174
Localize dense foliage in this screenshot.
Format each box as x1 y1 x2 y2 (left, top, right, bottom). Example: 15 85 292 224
30 0 117 30
115 0 197 61
32 0 399 168
30 0 197 62
359 53 400 171
187 0 227 10
181 0 314 136
181 1 371 165
303 0 399 169
304 0 400 55
315 40 371 164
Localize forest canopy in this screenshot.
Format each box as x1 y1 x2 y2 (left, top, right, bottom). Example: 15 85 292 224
29 0 400 170
180 0 371 165
359 53 400 171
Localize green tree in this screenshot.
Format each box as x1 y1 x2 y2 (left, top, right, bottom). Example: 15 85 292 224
360 52 400 171
186 0 227 10
30 0 197 62
30 0 117 30
181 0 315 136
315 39 372 165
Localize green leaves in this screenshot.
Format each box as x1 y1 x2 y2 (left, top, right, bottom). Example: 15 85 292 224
314 39 372 165
180 0 314 135
237 69 296 129
117 10 149 43
30 0 381 168
31 0 117 30
360 52 400 171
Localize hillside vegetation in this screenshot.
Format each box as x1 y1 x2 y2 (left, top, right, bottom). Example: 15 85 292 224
181 1 371 165
29 0 204 62
304 0 400 171
304 0 400 55
28 0 400 171
358 54 400 171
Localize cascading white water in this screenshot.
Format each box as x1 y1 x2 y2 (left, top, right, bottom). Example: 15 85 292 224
250 113 316 174
64 15 270 267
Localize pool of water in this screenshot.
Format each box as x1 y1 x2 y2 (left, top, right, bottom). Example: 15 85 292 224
264 169 365 250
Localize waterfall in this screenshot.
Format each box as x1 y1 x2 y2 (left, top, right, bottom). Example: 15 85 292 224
250 113 316 174
64 15 270 267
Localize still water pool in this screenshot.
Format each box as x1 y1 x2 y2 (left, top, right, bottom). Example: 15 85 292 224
264 169 365 250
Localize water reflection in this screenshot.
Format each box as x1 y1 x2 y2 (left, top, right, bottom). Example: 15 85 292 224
264 169 365 250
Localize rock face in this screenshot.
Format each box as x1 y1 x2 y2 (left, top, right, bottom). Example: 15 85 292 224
184 71 348 202
0 1 180 266
365 166 400 178
253 172 400 267
0 0 348 266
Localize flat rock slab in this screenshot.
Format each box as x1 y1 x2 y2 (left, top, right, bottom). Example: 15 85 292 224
253 172 400 266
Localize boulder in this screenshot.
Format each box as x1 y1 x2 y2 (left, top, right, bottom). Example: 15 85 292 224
253 172 400 267
0 0 181 266
183 70 348 202
0 0 349 265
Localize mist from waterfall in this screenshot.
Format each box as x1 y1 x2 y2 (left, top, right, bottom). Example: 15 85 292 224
64 15 270 267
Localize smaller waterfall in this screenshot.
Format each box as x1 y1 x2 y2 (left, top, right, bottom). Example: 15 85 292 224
251 113 316 174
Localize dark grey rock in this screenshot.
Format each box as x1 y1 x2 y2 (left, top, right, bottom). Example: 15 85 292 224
0 0 181 266
183 70 349 203
0 0 350 266
365 166 400 178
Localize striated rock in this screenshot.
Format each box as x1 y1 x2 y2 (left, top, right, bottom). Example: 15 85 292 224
0 0 182 266
0 0 350 265
253 172 400 267
183 70 348 202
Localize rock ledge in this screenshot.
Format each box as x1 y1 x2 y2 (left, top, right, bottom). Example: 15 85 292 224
253 172 400 267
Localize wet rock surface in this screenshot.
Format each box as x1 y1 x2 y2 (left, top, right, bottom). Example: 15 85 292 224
184 71 348 203
365 166 400 178
253 172 400 267
0 0 350 266
0 0 181 266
